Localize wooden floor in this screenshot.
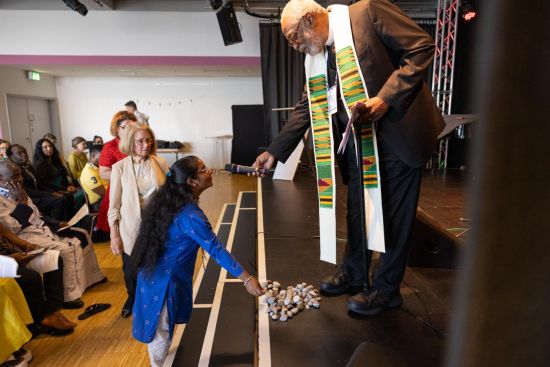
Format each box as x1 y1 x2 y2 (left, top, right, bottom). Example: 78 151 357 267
25 173 257 367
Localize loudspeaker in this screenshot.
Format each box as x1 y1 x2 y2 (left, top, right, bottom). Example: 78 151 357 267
216 3 242 46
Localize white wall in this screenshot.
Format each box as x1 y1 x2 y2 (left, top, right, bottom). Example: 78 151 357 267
0 10 261 57
55 76 263 167
0 66 59 140
0 9 265 165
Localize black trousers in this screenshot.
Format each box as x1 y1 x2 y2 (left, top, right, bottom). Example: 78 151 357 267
342 138 422 295
16 257 64 323
32 194 71 221
122 252 137 309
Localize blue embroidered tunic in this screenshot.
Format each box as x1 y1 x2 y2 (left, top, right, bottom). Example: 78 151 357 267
132 202 244 343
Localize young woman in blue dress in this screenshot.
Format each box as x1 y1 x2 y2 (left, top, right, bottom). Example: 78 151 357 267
130 156 264 366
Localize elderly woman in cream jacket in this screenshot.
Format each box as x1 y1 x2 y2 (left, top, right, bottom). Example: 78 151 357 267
108 124 169 318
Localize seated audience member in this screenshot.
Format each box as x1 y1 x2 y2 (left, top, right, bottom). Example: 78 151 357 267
43 133 75 185
67 137 88 180
43 133 57 147
0 140 10 160
80 145 107 212
93 135 104 146
7 144 71 221
0 277 33 367
1 223 76 334
0 160 105 306
33 138 85 211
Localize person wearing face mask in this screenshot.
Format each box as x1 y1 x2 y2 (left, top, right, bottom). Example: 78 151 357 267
108 123 168 318
130 156 264 367
252 0 444 316
92 135 104 146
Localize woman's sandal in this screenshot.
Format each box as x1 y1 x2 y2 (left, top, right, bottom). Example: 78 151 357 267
77 303 112 320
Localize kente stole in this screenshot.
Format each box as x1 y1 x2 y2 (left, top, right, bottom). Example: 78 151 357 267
305 54 337 264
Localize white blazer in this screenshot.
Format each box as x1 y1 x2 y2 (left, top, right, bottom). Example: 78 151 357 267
108 155 169 255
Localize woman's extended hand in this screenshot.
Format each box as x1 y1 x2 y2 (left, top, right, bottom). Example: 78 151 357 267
110 234 124 255
238 271 264 296
245 276 265 297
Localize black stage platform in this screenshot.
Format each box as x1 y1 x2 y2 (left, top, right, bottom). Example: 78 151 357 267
169 170 468 366
259 171 458 367
167 193 258 367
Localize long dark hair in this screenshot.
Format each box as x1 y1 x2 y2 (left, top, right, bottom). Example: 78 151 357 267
33 138 63 167
131 156 201 276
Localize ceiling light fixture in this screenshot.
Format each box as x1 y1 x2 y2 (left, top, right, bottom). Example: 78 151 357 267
62 0 88 16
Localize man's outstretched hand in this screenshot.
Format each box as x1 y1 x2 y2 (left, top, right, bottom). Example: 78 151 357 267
356 97 389 123
250 151 275 177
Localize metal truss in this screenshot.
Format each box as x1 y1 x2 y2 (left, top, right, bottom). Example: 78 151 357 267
432 0 460 169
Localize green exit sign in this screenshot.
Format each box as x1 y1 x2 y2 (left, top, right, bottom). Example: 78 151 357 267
27 71 40 81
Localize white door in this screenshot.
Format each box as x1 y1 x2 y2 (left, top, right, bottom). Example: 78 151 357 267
6 96 53 156
27 98 52 149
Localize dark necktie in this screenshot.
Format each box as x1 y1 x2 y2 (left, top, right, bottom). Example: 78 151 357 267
327 46 337 86
325 46 349 132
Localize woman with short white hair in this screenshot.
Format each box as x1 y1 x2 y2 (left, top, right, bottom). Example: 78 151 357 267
108 123 169 318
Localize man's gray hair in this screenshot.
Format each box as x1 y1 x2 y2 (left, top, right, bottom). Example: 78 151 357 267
0 159 19 178
281 0 325 24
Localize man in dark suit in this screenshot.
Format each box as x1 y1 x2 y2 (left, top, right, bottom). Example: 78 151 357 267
253 0 444 316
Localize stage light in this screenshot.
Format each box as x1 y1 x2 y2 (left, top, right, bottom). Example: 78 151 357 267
62 0 88 16
210 0 223 11
461 0 476 21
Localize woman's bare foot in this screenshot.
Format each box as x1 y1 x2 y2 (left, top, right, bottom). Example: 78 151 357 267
41 312 73 330
55 311 77 328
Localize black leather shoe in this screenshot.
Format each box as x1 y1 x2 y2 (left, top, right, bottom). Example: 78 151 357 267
121 308 131 318
347 289 402 316
319 266 362 295
62 298 84 309
121 297 133 318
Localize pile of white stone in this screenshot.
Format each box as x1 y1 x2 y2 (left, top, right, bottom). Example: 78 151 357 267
261 280 321 322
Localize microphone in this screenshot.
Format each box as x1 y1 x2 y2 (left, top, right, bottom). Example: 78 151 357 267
224 163 268 175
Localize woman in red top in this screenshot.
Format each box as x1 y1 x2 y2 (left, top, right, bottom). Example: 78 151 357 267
95 111 137 236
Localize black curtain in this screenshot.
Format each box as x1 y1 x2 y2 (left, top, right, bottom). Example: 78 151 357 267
452 15 481 114
231 105 266 165
260 22 305 145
